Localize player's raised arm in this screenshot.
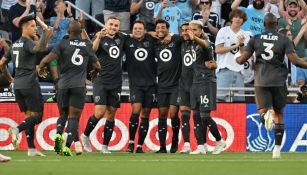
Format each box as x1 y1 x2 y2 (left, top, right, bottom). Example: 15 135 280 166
32 27 54 53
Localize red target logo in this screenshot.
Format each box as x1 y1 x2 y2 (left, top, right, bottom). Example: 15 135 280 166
36 117 58 150
0 117 22 150
90 118 128 151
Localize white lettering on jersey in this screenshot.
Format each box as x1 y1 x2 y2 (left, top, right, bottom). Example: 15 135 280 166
12 43 24 48
70 41 86 47
260 35 278 41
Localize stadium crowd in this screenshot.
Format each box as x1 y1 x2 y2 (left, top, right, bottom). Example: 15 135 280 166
0 0 307 161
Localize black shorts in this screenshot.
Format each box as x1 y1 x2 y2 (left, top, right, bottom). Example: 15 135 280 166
178 83 190 107
129 85 157 108
93 83 121 108
190 82 216 112
255 85 288 110
157 88 179 107
57 87 86 109
14 85 43 113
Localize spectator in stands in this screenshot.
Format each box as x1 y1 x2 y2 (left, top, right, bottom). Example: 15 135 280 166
130 0 159 31
1 0 17 31
176 0 198 23
8 0 44 42
75 0 104 19
154 0 182 34
192 0 220 51
231 0 266 36
215 9 251 102
103 0 130 31
0 36 10 88
278 0 307 89
247 0 280 18
220 0 248 26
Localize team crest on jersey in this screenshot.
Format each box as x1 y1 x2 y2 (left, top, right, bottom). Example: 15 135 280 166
94 96 101 103
134 48 148 61
109 46 120 59
146 2 155 10
115 39 121 45
143 41 150 47
159 49 172 62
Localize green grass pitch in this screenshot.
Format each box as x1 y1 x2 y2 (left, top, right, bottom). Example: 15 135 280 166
0 151 306 175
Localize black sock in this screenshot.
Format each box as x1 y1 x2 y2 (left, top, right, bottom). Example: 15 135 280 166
17 115 42 132
181 110 190 143
193 111 204 145
171 115 180 141
201 112 221 142
137 118 149 146
84 115 99 137
275 123 285 145
65 118 79 148
56 115 68 135
74 130 79 142
260 113 265 125
158 118 167 148
129 113 139 141
103 120 115 145
26 115 43 149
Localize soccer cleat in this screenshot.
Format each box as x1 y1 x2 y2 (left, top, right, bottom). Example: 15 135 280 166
0 154 11 162
28 149 46 157
75 141 83 155
126 143 134 153
155 147 167 153
180 144 191 154
170 138 178 153
190 146 206 155
62 146 72 156
212 140 226 155
80 133 92 153
272 146 281 159
8 127 19 150
101 145 111 154
135 147 144 153
264 110 275 131
54 133 63 154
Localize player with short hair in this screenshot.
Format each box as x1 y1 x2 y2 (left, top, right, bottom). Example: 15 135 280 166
0 15 53 157
188 20 226 155
154 19 182 153
38 20 101 156
124 20 158 153
80 16 127 154
236 13 307 158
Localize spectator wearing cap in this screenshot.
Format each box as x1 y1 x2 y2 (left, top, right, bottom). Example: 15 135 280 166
278 0 307 88
231 0 266 36
192 0 220 51
247 0 281 19
215 9 251 102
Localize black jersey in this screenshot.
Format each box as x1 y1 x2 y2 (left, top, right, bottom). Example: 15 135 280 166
51 37 98 89
179 40 196 91
5 37 39 89
246 30 295 87
95 33 127 88
192 37 215 84
124 34 157 87
155 35 183 92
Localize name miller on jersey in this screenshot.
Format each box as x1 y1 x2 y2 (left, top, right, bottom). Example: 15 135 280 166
260 35 278 41
70 41 86 47
12 43 24 48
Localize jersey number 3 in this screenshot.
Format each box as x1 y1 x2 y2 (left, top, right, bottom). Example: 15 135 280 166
71 49 84 66
261 42 274 60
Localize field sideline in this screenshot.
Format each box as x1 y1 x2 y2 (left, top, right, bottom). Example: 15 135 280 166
0 151 307 175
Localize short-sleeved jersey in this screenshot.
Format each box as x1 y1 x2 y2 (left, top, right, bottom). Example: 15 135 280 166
192 38 215 84
124 34 157 87
245 30 295 87
133 0 159 25
95 33 127 89
5 37 38 89
154 3 182 34
51 37 98 89
155 35 183 92
179 40 196 91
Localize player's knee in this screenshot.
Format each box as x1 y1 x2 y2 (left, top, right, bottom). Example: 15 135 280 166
200 112 211 123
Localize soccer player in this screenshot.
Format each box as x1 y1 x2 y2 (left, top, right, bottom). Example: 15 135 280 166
0 15 53 157
236 13 307 158
154 19 182 153
124 20 157 153
188 20 226 154
80 17 126 154
37 20 101 156
178 22 194 153
0 153 11 162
